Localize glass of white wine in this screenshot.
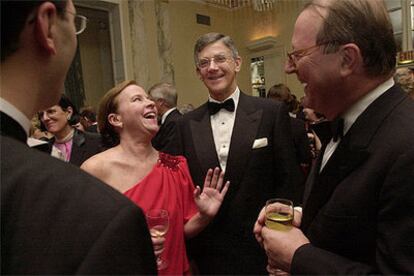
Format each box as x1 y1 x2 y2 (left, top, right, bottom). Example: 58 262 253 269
265 198 294 231
146 209 169 270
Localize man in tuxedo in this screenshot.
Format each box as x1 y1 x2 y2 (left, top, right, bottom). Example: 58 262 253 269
166 32 302 274
148 82 182 151
254 0 414 274
1 0 156 274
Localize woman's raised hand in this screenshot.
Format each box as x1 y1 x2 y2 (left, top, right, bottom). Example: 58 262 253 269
193 167 230 218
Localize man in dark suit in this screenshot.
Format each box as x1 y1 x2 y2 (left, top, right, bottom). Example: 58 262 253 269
148 82 182 152
254 0 414 274
166 32 302 274
80 106 99 133
0 0 156 274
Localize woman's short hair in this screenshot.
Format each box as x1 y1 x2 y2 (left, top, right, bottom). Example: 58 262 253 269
267 83 297 113
58 94 79 126
98 80 137 148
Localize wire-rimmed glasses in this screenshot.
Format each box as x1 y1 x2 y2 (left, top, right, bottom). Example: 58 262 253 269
65 10 88 35
197 54 233 70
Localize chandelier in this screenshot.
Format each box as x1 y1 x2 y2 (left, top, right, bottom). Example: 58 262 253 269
205 0 277 11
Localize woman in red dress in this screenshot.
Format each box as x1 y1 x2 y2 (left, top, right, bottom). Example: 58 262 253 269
81 80 229 275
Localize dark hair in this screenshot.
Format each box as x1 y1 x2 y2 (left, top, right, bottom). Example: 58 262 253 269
267 84 296 113
1 0 67 62
194 32 239 66
306 0 396 77
37 94 79 128
58 94 79 125
98 80 137 148
80 106 97 122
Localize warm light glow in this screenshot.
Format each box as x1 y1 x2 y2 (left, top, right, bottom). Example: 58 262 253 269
206 0 277 11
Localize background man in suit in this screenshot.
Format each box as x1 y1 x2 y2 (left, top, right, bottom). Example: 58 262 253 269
0 0 156 274
80 106 99 133
148 82 182 151
254 0 414 274
166 32 302 274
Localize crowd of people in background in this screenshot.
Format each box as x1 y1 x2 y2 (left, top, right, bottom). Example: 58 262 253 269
2 0 413 275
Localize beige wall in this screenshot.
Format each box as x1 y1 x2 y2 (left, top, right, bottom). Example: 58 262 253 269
80 0 306 109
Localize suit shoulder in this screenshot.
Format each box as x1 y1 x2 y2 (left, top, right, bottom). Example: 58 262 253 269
1 137 134 210
180 103 208 121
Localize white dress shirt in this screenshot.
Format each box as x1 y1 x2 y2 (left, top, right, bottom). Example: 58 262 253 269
321 78 395 171
209 87 240 172
0 97 31 137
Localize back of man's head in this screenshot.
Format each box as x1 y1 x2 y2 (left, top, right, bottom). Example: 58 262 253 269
308 0 396 78
80 106 97 123
148 82 178 109
1 0 67 62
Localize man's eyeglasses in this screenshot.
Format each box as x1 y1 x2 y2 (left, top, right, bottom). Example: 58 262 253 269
287 43 329 66
197 54 232 69
66 11 88 35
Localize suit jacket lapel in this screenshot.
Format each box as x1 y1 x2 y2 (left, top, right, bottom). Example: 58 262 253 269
302 85 405 232
0 112 28 143
70 130 86 166
225 92 262 188
190 104 220 176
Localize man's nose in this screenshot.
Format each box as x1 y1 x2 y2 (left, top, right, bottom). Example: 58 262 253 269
284 59 296 74
208 59 219 71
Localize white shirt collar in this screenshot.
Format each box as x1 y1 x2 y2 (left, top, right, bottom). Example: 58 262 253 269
0 97 31 137
161 107 177 125
208 87 240 110
342 77 394 134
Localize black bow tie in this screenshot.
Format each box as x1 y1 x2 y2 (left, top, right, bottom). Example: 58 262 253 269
310 117 344 144
208 99 235 115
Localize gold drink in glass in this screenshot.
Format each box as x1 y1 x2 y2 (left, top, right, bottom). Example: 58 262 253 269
146 209 169 270
265 198 294 231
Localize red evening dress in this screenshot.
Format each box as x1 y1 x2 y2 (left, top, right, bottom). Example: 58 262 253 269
124 152 198 275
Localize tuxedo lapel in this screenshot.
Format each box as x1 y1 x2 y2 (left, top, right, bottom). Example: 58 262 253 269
302 144 326 207
225 93 262 188
301 85 405 232
190 105 220 176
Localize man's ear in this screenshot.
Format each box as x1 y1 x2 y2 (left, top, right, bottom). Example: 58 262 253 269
340 43 360 77
34 2 59 55
234 56 242 73
108 113 123 128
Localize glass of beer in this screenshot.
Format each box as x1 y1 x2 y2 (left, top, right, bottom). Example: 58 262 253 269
265 198 294 231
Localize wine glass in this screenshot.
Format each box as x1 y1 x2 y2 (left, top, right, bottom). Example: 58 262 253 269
265 198 294 231
146 209 169 270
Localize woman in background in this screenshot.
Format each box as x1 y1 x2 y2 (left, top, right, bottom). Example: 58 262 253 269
39 95 102 166
81 80 229 275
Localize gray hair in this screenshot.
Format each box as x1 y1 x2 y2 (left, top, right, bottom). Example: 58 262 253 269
148 82 177 108
193 32 239 66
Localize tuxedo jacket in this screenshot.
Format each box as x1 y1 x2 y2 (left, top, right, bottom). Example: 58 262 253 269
166 92 303 274
152 108 182 152
85 123 98 133
1 112 157 275
290 117 312 165
291 86 414 274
